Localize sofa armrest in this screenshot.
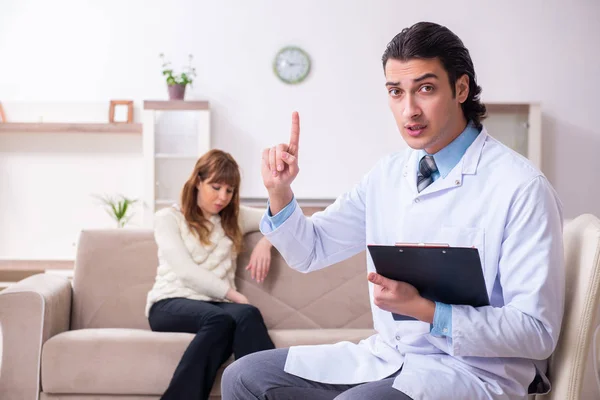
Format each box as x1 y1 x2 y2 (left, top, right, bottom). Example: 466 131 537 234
0 273 72 400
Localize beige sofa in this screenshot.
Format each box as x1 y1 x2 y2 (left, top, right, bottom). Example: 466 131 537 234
0 229 374 400
1 214 600 400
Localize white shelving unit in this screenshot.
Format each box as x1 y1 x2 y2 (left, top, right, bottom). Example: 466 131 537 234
485 102 542 170
155 153 199 159
142 100 211 227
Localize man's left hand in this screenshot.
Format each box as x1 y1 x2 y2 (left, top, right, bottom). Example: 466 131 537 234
368 272 435 323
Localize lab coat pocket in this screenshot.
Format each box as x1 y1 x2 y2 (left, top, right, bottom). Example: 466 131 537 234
436 226 485 273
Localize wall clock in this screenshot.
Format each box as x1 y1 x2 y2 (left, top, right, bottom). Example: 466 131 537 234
273 46 311 84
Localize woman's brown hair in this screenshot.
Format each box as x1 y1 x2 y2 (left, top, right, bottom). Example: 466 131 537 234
180 149 243 253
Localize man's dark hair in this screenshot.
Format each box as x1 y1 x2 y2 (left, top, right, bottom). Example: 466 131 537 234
382 22 487 129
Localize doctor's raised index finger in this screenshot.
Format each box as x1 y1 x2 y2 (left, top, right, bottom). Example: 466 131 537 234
288 111 300 156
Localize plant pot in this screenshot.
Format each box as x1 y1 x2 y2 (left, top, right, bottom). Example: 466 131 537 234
167 83 187 100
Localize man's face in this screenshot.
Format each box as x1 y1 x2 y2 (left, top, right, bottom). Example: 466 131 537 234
385 58 468 154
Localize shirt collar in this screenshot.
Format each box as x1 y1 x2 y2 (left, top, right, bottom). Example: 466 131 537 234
418 121 480 178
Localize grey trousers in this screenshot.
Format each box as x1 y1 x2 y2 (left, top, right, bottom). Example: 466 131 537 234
221 348 412 400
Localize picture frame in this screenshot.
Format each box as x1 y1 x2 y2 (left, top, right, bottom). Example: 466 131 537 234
109 100 134 124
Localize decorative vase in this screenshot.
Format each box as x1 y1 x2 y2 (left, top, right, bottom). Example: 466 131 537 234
167 83 186 100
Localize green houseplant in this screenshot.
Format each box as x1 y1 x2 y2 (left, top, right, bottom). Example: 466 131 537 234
160 53 197 100
94 194 139 228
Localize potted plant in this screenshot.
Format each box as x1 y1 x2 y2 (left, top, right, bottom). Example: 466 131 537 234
160 53 197 100
94 194 139 228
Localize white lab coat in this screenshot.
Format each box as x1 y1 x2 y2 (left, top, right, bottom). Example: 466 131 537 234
260 128 565 400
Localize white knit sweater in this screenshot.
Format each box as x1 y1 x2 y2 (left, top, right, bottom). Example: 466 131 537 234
145 205 264 316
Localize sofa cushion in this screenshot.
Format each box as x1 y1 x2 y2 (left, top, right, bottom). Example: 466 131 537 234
41 328 375 395
235 233 373 330
71 230 158 331
71 226 373 331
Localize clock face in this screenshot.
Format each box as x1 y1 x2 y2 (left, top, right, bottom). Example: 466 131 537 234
273 46 311 84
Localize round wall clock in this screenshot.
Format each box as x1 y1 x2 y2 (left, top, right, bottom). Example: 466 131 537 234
273 46 311 84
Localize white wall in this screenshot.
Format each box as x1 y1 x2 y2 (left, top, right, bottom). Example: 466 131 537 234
0 103 143 259
0 0 599 259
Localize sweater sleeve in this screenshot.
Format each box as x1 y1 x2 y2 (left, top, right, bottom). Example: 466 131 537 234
154 209 230 299
238 205 266 235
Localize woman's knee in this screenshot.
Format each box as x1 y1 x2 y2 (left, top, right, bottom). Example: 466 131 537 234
205 309 236 332
235 303 260 315
234 304 264 324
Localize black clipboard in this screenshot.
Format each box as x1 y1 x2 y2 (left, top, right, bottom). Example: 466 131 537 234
367 244 489 321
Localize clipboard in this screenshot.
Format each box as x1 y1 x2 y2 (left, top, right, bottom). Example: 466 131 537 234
367 244 489 321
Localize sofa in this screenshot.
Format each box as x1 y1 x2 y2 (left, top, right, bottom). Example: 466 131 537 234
2 214 600 400
0 227 374 400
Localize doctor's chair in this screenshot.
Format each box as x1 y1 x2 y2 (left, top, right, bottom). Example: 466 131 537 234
534 214 600 399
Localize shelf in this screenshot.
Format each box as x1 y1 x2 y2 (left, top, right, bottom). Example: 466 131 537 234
144 100 210 111
0 122 142 134
155 153 198 159
485 103 533 113
0 259 74 271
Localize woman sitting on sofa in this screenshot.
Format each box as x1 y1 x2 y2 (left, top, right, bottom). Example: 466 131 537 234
145 149 275 400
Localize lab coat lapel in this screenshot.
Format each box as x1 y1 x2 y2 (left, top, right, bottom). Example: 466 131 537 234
403 150 419 195
409 128 489 196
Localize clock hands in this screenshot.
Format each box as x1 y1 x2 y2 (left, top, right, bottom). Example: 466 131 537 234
280 60 302 67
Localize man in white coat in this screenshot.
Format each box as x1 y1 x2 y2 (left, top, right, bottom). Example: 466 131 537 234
222 21 564 400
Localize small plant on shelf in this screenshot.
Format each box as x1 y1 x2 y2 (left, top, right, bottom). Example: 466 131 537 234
94 194 138 228
160 53 197 100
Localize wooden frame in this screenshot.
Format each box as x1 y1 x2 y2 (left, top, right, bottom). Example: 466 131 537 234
0 102 6 122
109 100 134 123
143 100 209 110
